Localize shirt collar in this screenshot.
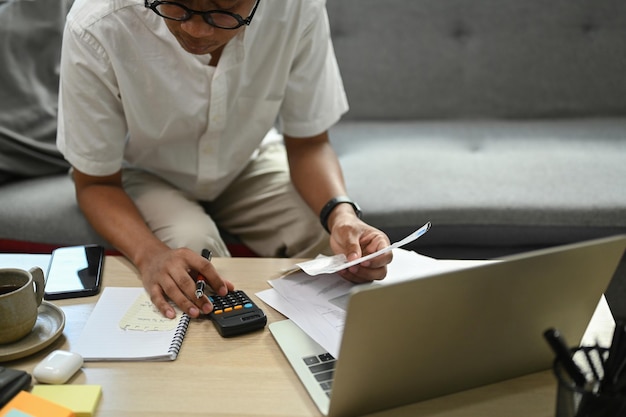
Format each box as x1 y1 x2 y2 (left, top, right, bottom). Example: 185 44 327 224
216 29 246 73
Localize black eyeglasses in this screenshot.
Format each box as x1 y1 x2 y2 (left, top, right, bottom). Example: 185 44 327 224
144 0 260 30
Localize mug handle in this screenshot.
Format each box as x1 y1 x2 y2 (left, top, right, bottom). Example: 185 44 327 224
29 266 45 306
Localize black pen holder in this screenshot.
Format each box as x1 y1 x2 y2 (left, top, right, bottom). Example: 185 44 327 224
554 346 626 417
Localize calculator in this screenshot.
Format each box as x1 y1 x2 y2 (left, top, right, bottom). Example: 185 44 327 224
207 290 267 337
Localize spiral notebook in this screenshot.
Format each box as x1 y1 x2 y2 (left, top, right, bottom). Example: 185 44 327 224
74 287 190 361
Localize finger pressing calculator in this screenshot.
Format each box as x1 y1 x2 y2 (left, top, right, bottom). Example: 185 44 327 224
208 290 267 337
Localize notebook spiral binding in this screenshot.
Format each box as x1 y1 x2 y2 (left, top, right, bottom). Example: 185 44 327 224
168 313 191 359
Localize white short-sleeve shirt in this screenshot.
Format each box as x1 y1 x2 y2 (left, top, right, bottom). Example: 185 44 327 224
57 0 348 199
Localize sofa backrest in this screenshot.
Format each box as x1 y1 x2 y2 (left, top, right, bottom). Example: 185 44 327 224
0 0 73 180
327 0 626 121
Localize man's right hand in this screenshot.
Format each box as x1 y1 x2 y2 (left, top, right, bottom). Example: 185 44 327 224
71 168 234 318
136 245 234 319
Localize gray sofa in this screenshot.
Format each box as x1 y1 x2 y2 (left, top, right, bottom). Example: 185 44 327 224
328 0 626 258
0 0 108 250
2 1 626 309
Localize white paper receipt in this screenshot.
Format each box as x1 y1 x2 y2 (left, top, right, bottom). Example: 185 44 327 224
119 292 179 331
297 221 432 276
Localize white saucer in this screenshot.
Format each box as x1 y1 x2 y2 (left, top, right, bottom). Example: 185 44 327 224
0 301 66 362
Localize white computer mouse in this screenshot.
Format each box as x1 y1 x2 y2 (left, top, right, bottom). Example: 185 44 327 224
33 350 83 384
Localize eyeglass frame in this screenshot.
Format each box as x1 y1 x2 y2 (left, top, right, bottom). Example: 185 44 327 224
144 0 261 30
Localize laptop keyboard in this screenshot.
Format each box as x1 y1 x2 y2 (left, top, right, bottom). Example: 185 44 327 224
303 353 336 397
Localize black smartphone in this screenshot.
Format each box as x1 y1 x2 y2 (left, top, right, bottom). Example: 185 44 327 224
208 290 267 337
44 244 105 300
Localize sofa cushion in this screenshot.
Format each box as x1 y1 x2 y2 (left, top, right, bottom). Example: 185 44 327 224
0 0 71 182
0 174 259 257
331 117 626 251
0 174 107 247
328 0 626 121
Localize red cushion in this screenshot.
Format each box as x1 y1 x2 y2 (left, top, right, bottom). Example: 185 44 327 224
0 239 258 257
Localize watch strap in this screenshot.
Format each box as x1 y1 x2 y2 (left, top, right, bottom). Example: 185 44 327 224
319 196 362 233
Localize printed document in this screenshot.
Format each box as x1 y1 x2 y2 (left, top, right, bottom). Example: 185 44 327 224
258 248 492 357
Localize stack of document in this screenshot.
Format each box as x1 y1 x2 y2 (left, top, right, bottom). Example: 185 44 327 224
257 243 492 358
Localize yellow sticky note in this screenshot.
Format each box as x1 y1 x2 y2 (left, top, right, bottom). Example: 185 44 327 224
31 385 101 417
119 292 179 331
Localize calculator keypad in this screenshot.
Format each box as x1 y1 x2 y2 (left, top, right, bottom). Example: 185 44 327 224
209 290 254 315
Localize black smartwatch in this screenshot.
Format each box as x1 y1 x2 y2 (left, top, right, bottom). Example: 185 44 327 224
319 196 362 233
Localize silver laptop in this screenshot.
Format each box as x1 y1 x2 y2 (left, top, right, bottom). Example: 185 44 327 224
269 235 626 417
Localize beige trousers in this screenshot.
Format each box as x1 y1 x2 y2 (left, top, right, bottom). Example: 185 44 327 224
122 143 331 259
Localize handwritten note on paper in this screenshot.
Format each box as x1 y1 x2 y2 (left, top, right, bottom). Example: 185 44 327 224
119 292 179 331
297 221 432 276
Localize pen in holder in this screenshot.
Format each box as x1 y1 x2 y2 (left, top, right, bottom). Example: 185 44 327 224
546 323 626 417
553 345 626 417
